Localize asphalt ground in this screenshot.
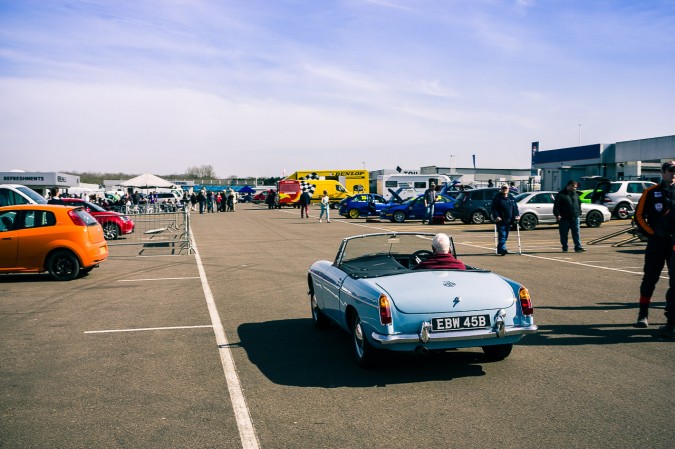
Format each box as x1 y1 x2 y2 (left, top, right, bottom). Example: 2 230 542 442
1 204 674 449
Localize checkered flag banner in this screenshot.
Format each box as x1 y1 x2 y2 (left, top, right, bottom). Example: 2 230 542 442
299 172 319 195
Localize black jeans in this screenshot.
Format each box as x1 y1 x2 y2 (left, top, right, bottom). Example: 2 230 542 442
666 242 675 325
640 236 672 298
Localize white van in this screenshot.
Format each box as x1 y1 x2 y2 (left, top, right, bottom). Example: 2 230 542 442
0 184 48 206
377 174 453 201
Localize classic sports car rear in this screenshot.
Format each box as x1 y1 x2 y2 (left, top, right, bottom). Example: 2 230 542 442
308 232 537 367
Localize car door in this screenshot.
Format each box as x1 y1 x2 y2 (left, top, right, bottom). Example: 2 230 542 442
14 210 59 270
0 210 19 268
529 192 555 223
626 182 645 207
318 265 349 322
409 197 425 219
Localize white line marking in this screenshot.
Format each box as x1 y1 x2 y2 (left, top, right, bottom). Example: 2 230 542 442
458 241 668 278
190 230 260 449
117 276 200 282
84 325 213 334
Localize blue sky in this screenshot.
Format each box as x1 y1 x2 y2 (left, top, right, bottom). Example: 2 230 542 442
1 0 673 178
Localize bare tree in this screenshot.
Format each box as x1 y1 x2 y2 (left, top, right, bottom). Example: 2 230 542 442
185 165 217 178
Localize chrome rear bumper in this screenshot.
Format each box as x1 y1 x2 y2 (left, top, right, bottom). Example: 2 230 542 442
371 325 538 345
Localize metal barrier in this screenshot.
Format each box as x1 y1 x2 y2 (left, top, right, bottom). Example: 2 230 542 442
587 218 646 247
104 207 192 254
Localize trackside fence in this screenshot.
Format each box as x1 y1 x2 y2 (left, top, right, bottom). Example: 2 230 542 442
105 208 192 254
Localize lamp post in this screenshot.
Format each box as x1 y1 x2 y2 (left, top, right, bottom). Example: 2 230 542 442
578 124 581 146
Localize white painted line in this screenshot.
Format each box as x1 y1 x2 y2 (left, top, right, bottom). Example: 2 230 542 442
85 325 213 334
117 276 200 282
190 230 260 449
458 241 668 279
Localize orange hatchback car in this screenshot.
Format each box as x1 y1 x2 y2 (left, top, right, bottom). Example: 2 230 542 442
0 204 109 281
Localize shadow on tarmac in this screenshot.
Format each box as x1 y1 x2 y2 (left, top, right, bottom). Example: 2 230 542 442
237 318 488 387
519 321 668 347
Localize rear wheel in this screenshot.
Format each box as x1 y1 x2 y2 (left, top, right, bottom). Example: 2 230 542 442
482 344 513 361
585 210 603 228
444 210 455 221
352 313 380 368
47 250 80 281
348 208 360 219
471 210 487 224
614 202 631 220
519 213 538 231
392 211 406 223
103 222 120 240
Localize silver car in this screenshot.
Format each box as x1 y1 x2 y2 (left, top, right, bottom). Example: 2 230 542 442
601 181 655 219
515 191 611 231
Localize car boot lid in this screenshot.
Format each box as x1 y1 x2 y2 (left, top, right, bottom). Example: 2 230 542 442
372 270 515 314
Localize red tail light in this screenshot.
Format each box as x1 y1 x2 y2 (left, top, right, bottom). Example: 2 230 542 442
67 209 86 226
519 286 533 316
379 295 392 325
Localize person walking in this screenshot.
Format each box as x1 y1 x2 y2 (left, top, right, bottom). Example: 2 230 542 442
491 185 520 255
553 180 586 253
299 190 311 218
318 190 330 223
423 183 436 225
197 189 206 214
633 160 675 329
206 191 214 213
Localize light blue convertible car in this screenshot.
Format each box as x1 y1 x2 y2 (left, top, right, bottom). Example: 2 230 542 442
308 232 537 367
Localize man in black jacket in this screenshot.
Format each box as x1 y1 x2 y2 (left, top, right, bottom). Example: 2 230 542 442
553 180 586 253
634 161 675 334
491 185 519 255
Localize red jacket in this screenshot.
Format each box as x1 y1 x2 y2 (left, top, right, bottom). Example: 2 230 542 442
414 253 466 270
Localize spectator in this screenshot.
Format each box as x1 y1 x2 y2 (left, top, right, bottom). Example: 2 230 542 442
509 181 519 195
633 160 675 331
553 180 585 253
491 185 520 255
299 190 311 218
423 183 436 225
318 190 330 223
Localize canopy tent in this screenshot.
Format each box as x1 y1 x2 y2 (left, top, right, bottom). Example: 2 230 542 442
237 186 255 194
120 173 173 189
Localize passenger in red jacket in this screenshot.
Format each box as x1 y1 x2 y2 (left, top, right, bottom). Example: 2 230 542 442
413 233 466 270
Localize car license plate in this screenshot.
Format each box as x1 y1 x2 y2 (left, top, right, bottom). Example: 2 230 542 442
432 315 491 331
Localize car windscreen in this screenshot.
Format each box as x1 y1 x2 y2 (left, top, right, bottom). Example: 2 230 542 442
83 201 107 212
339 233 433 264
16 186 48 204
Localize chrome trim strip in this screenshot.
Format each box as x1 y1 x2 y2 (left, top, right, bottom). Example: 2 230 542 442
371 325 538 345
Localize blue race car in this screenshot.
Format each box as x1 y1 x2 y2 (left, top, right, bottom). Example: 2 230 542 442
338 194 389 219
308 232 537 367
379 193 456 223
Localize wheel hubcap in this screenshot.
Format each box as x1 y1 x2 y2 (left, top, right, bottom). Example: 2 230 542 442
354 320 364 357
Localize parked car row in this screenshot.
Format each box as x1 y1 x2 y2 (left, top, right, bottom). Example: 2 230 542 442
335 187 614 230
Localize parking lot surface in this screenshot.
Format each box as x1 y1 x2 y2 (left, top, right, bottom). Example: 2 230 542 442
1 204 674 448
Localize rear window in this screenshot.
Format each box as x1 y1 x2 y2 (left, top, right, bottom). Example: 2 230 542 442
73 209 99 226
22 210 56 228
608 183 622 193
